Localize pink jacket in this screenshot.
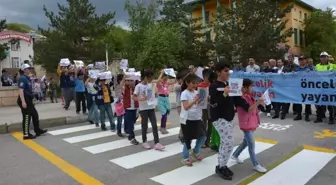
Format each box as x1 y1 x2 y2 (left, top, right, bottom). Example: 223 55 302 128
236 93 260 131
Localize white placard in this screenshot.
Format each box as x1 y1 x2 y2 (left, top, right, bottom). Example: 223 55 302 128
120 59 128 69
87 64 94 68
198 86 209 109
294 57 299 65
98 71 112 80
74 60 84 68
95 61 106 69
146 84 158 106
263 89 272 105
164 68 176 78
195 67 204 80
228 78 243 96
128 68 136 72
88 70 99 79
60 58 70 67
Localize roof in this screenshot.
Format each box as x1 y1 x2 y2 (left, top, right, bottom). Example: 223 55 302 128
185 0 316 11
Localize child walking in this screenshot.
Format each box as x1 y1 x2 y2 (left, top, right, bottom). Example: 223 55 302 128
74 70 87 114
115 74 125 137
123 75 140 145
180 74 206 166
133 69 165 150
231 79 267 173
94 78 115 131
86 77 99 127
198 69 211 148
174 74 184 143
48 77 58 103
157 70 176 134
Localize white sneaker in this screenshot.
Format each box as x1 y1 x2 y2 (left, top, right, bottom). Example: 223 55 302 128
253 165 267 173
267 113 271 117
231 156 244 164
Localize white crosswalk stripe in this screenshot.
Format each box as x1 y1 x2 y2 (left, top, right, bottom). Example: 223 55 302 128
83 127 180 154
48 123 336 185
63 123 151 143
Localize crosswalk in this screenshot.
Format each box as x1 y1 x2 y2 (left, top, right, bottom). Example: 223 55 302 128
48 121 336 185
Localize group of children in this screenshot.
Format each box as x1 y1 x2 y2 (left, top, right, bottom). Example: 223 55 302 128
61 61 267 181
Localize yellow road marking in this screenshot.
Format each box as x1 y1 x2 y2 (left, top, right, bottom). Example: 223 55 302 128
12 132 104 185
303 145 336 154
237 147 304 185
255 138 278 144
314 129 336 139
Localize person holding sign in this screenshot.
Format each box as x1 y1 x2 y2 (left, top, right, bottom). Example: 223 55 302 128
133 69 165 151
157 69 176 134
180 74 206 166
94 75 115 131
209 62 235 180
231 79 267 173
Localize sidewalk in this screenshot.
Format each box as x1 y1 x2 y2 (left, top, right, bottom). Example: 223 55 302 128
0 93 177 134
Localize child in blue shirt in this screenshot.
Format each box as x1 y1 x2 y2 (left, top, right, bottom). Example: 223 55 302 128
74 70 87 114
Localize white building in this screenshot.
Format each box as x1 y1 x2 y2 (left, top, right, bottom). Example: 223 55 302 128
0 30 45 72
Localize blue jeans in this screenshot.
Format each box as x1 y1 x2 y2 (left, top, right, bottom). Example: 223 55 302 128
88 102 99 124
117 115 123 133
182 136 206 159
232 130 259 166
99 103 115 130
124 109 137 139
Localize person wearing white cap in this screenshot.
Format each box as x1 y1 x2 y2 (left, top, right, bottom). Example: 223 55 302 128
17 64 47 139
315 52 335 125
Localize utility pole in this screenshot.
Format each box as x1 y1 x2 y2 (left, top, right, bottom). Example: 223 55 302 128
105 43 109 70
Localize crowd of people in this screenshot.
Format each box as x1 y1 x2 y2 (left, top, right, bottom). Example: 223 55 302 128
15 50 335 181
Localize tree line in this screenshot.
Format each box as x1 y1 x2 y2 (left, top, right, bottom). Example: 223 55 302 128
0 0 335 73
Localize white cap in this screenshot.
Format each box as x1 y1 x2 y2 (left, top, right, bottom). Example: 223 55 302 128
21 63 32 70
320 51 329 56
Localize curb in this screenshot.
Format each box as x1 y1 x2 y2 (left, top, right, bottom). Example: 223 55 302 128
2 116 89 134
1 103 178 134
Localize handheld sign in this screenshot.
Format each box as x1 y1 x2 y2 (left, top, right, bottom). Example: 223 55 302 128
120 59 128 69
88 70 99 79
263 89 272 105
60 58 71 67
164 68 176 78
228 78 243 96
74 60 84 68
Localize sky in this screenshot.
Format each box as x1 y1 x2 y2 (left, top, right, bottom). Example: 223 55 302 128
0 0 335 30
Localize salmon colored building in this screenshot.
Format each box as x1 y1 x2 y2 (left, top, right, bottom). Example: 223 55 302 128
187 0 315 56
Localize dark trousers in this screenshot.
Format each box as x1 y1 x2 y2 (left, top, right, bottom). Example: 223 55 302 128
75 92 86 113
86 92 92 111
125 109 137 140
17 96 41 136
294 104 311 116
202 109 211 145
316 105 335 120
259 104 271 113
273 102 289 116
139 109 159 143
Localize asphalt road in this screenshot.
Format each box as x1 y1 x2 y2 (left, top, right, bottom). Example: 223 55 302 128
0 109 335 185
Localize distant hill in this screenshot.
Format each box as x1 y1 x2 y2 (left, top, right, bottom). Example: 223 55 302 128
6 23 38 33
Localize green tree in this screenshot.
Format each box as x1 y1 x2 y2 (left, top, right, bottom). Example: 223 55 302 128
0 19 8 61
124 0 160 68
214 0 293 63
304 8 336 62
160 0 212 66
137 22 184 70
102 26 131 59
7 23 35 33
35 0 115 73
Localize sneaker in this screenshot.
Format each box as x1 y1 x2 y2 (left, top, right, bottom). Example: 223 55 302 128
154 143 165 151
253 165 267 173
267 113 271 117
181 158 193 166
160 128 169 134
23 134 36 140
117 132 125 137
36 129 48 137
231 156 244 164
101 126 107 131
210 145 219 152
95 123 99 127
89 121 94 124
142 142 151 149
130 138 139 145
215 166 232 180
190 150 203 161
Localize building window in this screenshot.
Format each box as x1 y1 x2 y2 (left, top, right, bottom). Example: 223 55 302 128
299 30 304 46
205 31 211 42
11 57 20 68
293 28 298 45
11 43 18 51
299 11 302 19
205 11 210 23
304 13 307 19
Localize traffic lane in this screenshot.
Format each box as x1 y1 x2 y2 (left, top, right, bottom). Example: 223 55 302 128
255 113 336 150
0 134 79 185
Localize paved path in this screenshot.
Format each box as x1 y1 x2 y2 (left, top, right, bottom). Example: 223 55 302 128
0 109 335 185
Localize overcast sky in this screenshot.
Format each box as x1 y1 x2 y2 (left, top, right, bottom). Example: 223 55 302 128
0 0 335 30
